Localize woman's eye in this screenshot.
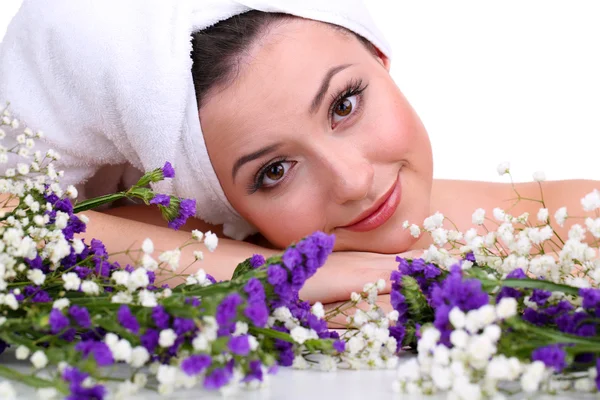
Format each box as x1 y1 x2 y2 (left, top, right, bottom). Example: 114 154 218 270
260 161 293 187
332 94 358 124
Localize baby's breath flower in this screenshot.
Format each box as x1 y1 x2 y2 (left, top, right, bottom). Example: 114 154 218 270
159 329 177 348
537 207 549 223
532 170 546 182
193 250 204 261
191 229 204 241
496 161 510 176
203 231 219 252
141 238 154 254
581 189 600 212
554 207 568 227
30 350 48 369
15 345 30 360
472 208 486 225
158 249 181 271
423 212 444 232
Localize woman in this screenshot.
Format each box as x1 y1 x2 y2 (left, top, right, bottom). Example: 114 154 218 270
1 2 597 308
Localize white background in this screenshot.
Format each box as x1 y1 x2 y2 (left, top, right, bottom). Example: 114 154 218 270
1 0 599 183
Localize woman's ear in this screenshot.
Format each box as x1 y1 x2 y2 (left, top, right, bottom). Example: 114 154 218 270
375 46 391 71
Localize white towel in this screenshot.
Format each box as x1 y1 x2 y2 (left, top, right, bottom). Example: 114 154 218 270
0 0 391 239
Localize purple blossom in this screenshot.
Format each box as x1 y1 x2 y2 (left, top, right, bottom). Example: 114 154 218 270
556 312 596 337
185 297 201 307
75 340 114 367
23 286 52 303
173 318 195 336
532 344 567 372
530 289 552 307
73 266 92 279
149 194 171 207
244 278 265 303
216 293 243 332
282 248 303 270
388 325 405 352
290 267 306 291
333 340 346 352
140 329 159 353
267 264 287 286
204 366 233 390
54 198 74 214
523 308 552 326
69 305 91 328
162 161 175 178
49 309 70 334
62 367 106 400
580 288 600 317
243 360 264 382
228 335 251 356
63 215 86 240
244 302 269 327
168 198 196 230
278 348 294 367
181 354 211 376
117 305 140 334
250 254 265 268
152 306 171 330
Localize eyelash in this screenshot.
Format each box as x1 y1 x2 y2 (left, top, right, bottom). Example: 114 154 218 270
248 78 368 194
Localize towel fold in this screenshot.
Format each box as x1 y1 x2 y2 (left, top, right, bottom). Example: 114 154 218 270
0 0 390 239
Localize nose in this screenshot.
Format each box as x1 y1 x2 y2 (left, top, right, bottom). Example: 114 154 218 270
324 145 374 204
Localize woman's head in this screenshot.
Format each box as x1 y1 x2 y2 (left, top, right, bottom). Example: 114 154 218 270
192 11 433 254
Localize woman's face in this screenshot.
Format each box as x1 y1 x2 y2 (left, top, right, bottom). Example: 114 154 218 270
200 19 433 253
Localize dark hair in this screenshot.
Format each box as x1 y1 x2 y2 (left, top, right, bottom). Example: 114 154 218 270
190 10 378 109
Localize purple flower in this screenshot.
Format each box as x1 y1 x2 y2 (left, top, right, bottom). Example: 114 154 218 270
278 348 295 367
333 340 346 352
556 312 596 336
580 288 600 317
388 325 405 352
250 254 265 268
152 306 170 330
204 366 233 390
282 248 303 270
185 297 201 307
49 309 70 334
162 161 175 178
24 285 52 303
530 289 552 307
117 305 140 334
168 198 196 230
523 308 551 326
216 293 243 329
149 194 171 207
181 354 211 376
243 360 264 382
63 367 106 400
228 335 251 356
75 341 114 367
244 278 265 303
532 344 567 372
140 329 159 353
290 267 306 291
173 318 195 336
244 302 269 327
69 305 91 328
267 264 287 286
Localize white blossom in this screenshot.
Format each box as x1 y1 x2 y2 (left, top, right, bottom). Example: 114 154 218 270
423 212 444 231
159 329 177 348
581 189 600 212
81 280 101 295
472 208 486 225
537 208 549 223
496 297 517 319
554 207 568 227
158 249 181 271
52 298 70 310
141 238 154 254
27 268 46 285
191 230 204 241
496 161 510 176
532 170 546 182
203 231 219 252
15 345 30 360
30 350 48 369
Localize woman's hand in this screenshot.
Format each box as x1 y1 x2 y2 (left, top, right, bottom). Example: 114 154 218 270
299 249 424 305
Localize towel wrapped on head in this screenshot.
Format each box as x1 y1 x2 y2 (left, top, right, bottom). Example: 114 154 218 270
0 0 391 239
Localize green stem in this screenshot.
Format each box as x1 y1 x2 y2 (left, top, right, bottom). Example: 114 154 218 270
0 364 67 393
73 193 127 213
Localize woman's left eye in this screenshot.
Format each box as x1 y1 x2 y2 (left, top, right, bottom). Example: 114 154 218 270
332 95 358 125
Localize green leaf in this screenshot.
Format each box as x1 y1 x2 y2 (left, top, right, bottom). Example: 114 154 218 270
401 275 434 323
232 258 254 280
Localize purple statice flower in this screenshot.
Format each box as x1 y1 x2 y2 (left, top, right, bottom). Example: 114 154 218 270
49 309 70 334
216 293 243 335
204 366 233 390
124 265 135 273
464 252 476 262
152 306 171 330
185 297 201 307
496 268 526 302
181 354 211 376
62 367 106 400
278 348 295 367
532 344 567 372
149 194 171 207
173 318 195 336
117 305 140 334
63 215 86 240
228 335 251 356
141 329 159 353
168 198 196 230
290 267 306 291
162 161 175 178
25 255 48 273
75 340 114 367
250 254 265 268
530 289 552 307
73 266 92 279
267 264 287 286
244 278 266 303
306 314 327 336
23 285 52 303
333 340 346 353
388 325 406 352
580 288 600 317
69 305 91 328
244 301 269 327
243 360 264 382
282 247 303 270
54 198 74 214
556 312 596 337
206 274 217 284
147 270 156 285
523 308 552 326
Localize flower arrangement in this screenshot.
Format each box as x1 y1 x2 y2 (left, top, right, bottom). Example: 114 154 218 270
1 102 599 400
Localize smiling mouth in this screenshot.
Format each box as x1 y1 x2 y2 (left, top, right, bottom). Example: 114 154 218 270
341 172 402 233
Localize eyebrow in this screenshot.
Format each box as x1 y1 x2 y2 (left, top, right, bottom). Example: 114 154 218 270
309 64 353 114
232 143 282 182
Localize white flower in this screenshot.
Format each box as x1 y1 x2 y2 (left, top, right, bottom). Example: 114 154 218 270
292 355 309 369
234 321 249 336
157 365 177 385
450 329 469 349
128 268 150 291
16 345 30 360
111 292 133 304
273 307 292 322
290 326 311 344
492 208 506 222
192 334 210 352
0 381 16 400
431 227 448 246
111 338 133 363
81 280 100 295
431 364 452 390
52 298 70 310
347 336 366 355
140 254 158 271
138 289 157 307
532 170 546 182
72 238 85 254
130 346 150 368
537 208 549 223
396 358 421 382
141 238 154 254
581 189 600 212
586 217 600 239
159 329 177 348
27 268 46 285
496 297 517 319
158 249 181 271
423 212 444 231
554 207 568 227
483 324 501 342
311 302 325 319
418 327 441 353
409 224 421 238
191 230 204 241
472 208 486 225
203 231 219 252
3 294 18 310
496 161 510 176
449 307 466 329
520 361 547 392
36 387 59 400
193 251 204 261
30 350 48 369
62 272 81 291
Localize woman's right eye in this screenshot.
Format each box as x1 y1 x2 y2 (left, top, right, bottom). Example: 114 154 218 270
251 160 295 193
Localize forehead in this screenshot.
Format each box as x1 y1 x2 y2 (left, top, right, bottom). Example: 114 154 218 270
199 19 369 148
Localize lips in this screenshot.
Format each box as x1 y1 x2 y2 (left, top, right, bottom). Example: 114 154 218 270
341 173 402 233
